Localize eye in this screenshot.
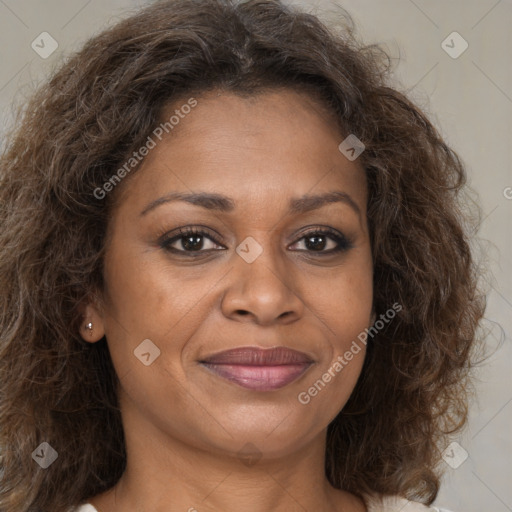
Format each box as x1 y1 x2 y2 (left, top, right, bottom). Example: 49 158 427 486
289 228 353 254
160 227 225 254
159 226 353 256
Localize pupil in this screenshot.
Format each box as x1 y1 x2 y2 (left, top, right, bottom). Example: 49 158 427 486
183 235 203 251
306 235 326 251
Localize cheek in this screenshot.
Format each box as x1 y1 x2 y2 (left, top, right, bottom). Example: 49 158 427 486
103 242 206 337
100 244 190 379
311 258 373 344
296 287 370 424
298 259 372 406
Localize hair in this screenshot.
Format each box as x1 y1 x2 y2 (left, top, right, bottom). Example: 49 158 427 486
0 0 487 510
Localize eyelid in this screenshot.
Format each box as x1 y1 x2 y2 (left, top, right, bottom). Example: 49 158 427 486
158 226 226 250
157 224 223 241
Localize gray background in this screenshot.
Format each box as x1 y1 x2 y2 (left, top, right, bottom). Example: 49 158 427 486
0 0 510 510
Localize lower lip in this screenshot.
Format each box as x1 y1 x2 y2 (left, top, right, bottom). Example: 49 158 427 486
201 363 312 391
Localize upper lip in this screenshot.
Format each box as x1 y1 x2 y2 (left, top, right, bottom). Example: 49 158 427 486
200 346 314 366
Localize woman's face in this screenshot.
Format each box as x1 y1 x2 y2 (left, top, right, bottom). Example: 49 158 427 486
89 89 374 461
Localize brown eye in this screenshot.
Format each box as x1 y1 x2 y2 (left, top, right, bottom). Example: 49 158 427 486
289 228 353 254
160 228 225 253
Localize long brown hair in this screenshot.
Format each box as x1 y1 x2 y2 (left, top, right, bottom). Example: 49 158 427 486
0 1 486 510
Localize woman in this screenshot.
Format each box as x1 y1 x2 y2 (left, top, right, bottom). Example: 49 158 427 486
0 0 486 511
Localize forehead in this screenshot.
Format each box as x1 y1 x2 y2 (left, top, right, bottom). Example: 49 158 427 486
114 89 367 216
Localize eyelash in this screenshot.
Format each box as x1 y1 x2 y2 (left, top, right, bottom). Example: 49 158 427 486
158 226 354 256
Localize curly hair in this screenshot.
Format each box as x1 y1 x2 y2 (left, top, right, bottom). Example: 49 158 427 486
0 0 487 510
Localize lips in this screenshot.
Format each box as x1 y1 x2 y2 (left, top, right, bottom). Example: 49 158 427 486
199 347 314 391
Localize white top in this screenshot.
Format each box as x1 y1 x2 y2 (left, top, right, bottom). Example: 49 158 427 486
70 496 453 511
364 494 453 511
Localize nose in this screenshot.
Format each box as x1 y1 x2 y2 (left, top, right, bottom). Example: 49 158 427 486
220 243 305 326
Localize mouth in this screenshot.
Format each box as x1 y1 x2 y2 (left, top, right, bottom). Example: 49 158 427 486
199 346 314 391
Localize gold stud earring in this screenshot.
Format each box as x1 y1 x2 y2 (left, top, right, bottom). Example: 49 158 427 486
85 322 93 332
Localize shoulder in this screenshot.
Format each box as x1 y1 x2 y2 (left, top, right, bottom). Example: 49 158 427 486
363 494 454 512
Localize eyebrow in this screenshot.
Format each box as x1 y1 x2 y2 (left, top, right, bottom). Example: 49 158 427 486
140 191 362 219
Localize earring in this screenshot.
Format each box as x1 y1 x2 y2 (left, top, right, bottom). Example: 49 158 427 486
85 322 93 332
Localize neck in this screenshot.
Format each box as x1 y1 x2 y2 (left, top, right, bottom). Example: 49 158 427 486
90 405 366 512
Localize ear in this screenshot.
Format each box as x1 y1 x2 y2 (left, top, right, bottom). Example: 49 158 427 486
79 300 106 343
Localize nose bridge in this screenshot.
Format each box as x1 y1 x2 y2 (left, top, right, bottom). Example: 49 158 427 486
221 234 304 324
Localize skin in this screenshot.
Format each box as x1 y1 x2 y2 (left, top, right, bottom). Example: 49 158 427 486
81 88 375 512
